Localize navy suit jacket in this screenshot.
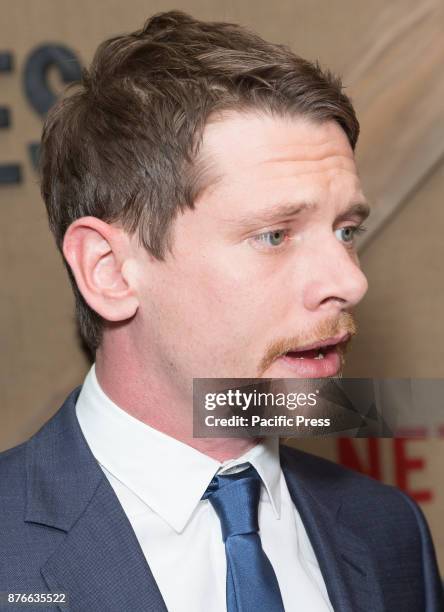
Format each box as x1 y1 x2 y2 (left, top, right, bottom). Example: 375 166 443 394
1 386 443 612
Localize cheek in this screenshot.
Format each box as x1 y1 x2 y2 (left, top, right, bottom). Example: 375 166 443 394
194 246 306 327
145 240 302 348
172 263 271 348
195 269 296 345
189 270 256 327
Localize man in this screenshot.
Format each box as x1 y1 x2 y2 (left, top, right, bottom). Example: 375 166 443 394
0 10 442 612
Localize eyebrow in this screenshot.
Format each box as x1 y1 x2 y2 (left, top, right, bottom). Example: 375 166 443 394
335 202 371 224
229 201 371 230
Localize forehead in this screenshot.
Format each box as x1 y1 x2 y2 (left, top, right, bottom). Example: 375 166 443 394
197 111 363 210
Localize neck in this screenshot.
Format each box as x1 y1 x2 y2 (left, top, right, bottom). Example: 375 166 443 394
95 342 259 463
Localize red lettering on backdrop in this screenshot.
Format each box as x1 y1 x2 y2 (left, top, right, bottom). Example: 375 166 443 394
337 439 381 480
337 439 433 504
393 439 432 503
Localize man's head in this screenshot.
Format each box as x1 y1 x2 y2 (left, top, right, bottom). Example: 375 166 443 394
40 10 368 392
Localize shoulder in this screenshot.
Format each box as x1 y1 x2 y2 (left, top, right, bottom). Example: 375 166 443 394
0 386 81 520
279 443 426 526
280 444 438 565
0 441 29 553
0 440 28 499
281 442 395 494
280 445 444 606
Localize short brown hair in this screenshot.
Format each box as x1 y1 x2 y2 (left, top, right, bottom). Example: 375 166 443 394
40 10 360 354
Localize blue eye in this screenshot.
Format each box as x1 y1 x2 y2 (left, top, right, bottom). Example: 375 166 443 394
254 230 287 247
335 226 366 244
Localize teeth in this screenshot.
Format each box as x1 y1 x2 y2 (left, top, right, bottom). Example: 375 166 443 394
289 348 325 360
295 351 325 360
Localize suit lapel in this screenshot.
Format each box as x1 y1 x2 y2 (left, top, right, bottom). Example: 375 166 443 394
25 387 167 612
40 478 167 612
280 446 385 612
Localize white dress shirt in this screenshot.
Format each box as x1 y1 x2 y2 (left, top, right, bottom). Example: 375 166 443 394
75 365 333 612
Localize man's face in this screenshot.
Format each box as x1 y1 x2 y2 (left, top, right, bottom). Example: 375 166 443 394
133 112 368 396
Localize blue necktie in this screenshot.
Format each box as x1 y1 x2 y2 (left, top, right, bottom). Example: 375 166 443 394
203 464 285 612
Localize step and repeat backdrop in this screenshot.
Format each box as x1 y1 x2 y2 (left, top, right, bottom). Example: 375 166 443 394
1 0 443 572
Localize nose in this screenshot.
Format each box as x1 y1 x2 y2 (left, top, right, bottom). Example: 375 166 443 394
302 236 368 313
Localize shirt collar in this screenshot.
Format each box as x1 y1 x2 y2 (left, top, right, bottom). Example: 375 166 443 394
75 365 281 533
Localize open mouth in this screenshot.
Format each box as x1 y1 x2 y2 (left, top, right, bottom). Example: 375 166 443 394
285 340 344 360
278 334 350 377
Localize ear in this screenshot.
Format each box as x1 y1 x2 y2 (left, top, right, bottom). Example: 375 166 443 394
62 216 139 322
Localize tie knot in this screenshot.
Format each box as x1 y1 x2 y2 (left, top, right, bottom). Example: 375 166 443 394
203 464 261 541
